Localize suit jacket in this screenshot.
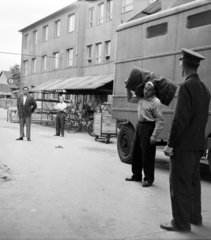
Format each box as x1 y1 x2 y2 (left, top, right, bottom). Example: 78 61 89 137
17 94 37 118
168 73 210 151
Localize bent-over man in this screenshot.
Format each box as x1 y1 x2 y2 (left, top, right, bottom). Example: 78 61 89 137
125 81 164 187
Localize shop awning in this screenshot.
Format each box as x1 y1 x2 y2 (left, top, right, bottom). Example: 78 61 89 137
31 74 114 94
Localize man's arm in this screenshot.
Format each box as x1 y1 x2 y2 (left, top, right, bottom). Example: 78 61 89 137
150 101 164 144
31 98 37 113
126 88 140 103
167 83 191 148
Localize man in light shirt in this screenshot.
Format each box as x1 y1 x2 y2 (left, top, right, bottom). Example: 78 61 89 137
16 86 37 141
125 81 164 187
51 96 67 137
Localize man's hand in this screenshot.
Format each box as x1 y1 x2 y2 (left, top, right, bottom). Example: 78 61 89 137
150 135 157 145
163 145 174 157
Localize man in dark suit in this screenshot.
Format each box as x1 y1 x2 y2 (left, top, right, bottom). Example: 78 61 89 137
16 86 37 141
160 49 210 232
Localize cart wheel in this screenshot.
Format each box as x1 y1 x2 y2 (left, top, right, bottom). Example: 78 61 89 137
95 136 98 141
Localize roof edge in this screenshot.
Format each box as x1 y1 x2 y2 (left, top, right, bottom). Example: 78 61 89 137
19 1 79 32
117 0 210 32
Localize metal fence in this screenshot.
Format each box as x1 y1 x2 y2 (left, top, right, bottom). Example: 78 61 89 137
0 99 16 109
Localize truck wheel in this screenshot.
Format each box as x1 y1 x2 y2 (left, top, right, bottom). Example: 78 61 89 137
208 148 211 173
117 124 135 164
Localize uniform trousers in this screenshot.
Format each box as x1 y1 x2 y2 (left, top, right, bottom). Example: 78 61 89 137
56 112 66 136
170 149 202 229
19 116 31 139
131 121 156 183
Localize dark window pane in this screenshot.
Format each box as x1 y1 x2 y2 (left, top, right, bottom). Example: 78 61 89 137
146 22 168 39
187 10 211 29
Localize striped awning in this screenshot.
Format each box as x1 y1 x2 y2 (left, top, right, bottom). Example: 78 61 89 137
31 74 114 94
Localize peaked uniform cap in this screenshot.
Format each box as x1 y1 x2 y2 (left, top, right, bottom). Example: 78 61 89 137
179 48 205 66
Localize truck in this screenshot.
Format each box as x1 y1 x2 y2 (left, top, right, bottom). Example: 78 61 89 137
112 0 211 171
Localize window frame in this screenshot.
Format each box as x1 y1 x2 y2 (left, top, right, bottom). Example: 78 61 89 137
88 7 95 28
32 58 36 73
33 30 37 45
95 43 102 64
146 22 168 39
105 40 111 61
53 52 59 69
187 10 211 29
122 0 133 13
23 60 28 76
24 34 29 49
66 48 74 67
55 20 61 38
43 25 48 42
87 45 92 65
107 0 113 21
97 3 104 25
68 14 75 33
42 55 47 71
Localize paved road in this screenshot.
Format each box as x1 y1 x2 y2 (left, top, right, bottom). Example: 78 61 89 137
0 108 211 240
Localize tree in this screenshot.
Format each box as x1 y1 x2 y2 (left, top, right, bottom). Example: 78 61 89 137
10 64 21 88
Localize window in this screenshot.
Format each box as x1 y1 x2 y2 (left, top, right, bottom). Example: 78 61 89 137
107 0 113 21
43 25 48 42
95 43 102 64
24 34 28 48
187 10 211 29
67 48 73 67
97 3 104 25
53 52 59 69
32 58 36 73
23 60 28 75
33 30 37 45
105 41 111 61
68 14 75 32
88 7 94 27
42 55 47 71
122 0 133 13
55 20 60 38
146 22 168 38
87 45 92 65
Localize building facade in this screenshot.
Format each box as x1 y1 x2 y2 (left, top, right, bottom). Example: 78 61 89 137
19 0 195 102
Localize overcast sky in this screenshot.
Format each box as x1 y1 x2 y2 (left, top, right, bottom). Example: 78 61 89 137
0 0 77 71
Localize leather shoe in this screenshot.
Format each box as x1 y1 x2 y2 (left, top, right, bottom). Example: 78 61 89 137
142 181 152 187
125 177 142 182
16 137 23 140
54 135 59 136
160 220 190 232
27 138 31 141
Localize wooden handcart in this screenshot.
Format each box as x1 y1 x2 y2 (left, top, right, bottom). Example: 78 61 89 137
93 113 117 144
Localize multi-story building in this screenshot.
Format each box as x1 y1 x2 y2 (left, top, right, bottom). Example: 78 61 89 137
19 0 194 106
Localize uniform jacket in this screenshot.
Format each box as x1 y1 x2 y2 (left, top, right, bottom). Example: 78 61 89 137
17 94 37 117
168 73 210 151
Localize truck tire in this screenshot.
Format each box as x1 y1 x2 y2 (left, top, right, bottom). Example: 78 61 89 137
117 124 135 164
208 148 211 173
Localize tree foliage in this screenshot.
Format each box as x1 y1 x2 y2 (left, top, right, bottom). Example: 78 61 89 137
10 64 21 87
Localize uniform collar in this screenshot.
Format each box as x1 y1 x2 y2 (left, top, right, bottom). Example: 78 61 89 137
185 73 198 81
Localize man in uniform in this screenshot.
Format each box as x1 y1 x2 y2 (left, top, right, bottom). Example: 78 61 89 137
160 49 210 232
16 86 37 141
125 81 164 187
